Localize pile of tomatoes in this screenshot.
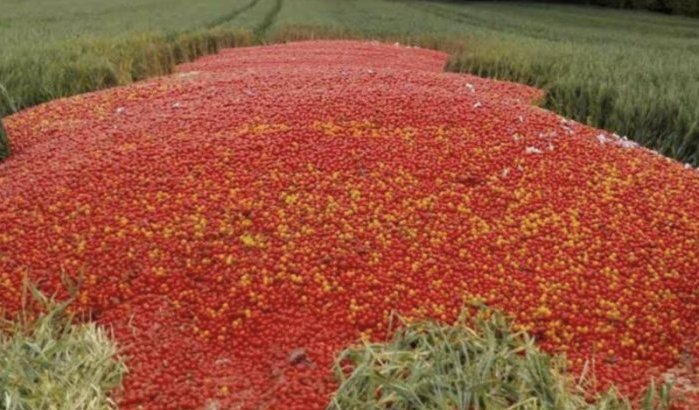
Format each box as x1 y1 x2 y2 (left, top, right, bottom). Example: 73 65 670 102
1 41 697 409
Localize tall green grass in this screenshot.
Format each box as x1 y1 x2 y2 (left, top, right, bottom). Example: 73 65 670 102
0 281 126 409
0 118 9 161
268 24 467 53
0 0 253 53
329 308 673 410
0 27 252 119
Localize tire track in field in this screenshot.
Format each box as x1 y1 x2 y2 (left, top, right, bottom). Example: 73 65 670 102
253 0 283 40
206 0 262 28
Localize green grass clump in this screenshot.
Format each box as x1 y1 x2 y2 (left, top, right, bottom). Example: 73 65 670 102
0 118 9 161
328 309 672 410
0 282 126 410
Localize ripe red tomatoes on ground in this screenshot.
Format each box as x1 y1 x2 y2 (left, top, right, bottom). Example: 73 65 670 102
1 41 698 409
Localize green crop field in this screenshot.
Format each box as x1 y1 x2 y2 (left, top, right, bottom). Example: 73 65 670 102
1 0 698 164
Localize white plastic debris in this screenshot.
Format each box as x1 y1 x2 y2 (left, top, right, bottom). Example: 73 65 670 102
512 133 522 142
615 138 639 149
560 119 574 134
596 134 609 145
172 102 182 108
525 146 543 155
502 168 510 177
177 71 200 78
115 107 125 114
518 115 524 123
473 101 482 108
465 83 475 93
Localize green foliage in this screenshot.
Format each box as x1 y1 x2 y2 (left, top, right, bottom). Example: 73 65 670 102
254 0 284 41
0 27 252 118
0 118 9 161
0 0 253 54
328 309 673 410
0 281 126 410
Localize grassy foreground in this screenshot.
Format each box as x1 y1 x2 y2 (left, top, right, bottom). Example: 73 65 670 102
329 309 673 410
0 119 9 160
0 28 252 119
0 289 673 409
0 282 126 410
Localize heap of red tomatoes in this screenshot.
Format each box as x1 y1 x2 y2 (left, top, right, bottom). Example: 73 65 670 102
1 41 697 409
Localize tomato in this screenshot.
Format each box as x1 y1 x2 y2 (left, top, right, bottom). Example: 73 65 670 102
1 41 697 409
